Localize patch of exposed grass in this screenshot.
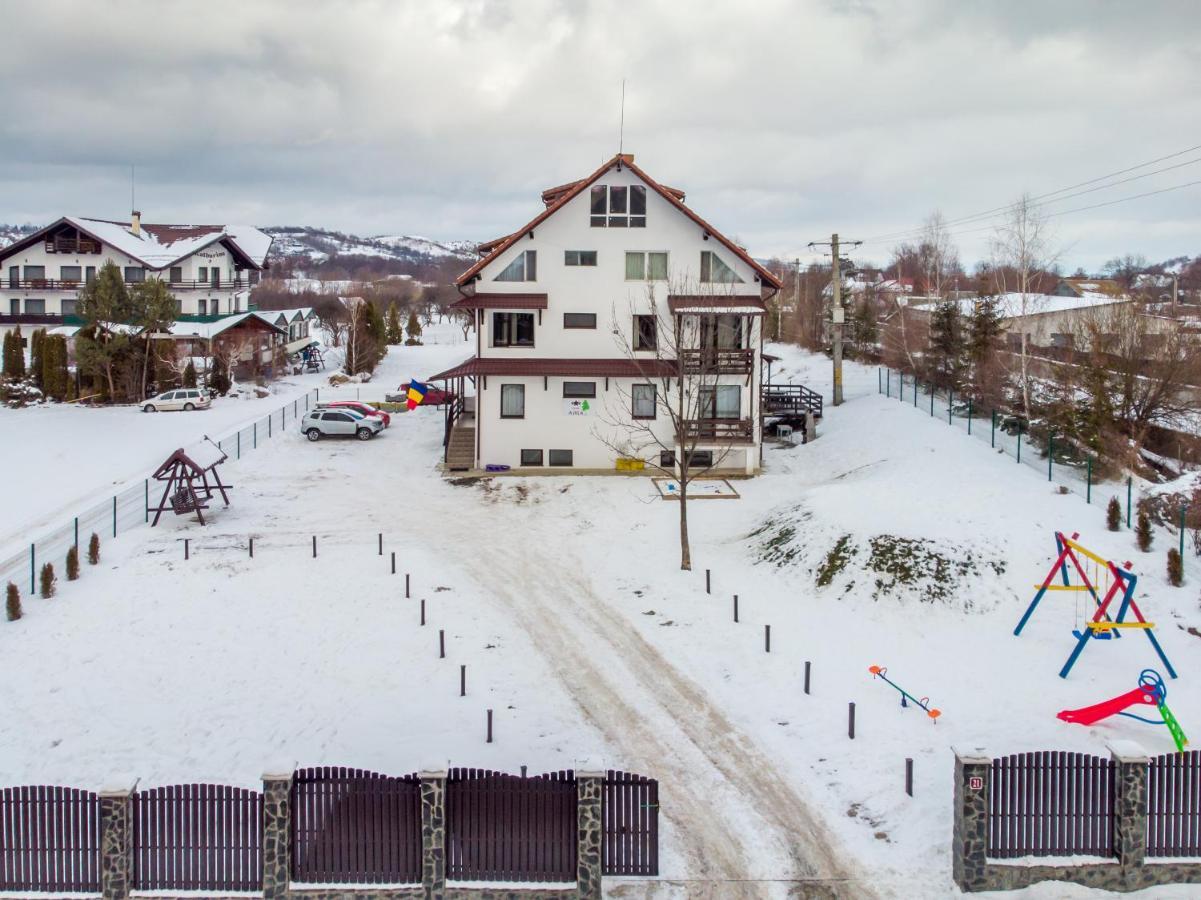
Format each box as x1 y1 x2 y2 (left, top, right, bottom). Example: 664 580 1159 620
817 534 857 587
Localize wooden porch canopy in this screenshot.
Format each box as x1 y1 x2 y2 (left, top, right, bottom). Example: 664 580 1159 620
147 438 232 526
667 295 767 314
429 356 678 381
449 293 549 310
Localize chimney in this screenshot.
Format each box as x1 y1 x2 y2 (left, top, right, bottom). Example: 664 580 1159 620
618 152 634 165
131 210 141 236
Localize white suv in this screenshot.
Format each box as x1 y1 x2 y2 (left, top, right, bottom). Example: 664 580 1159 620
301 408 384 441
142 388 211 412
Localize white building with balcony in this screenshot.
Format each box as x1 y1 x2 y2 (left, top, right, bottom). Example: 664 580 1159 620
0 213 273 341
429 153 785 476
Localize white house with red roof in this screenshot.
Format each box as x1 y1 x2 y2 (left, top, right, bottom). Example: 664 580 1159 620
430 153 785 476
0 212 273 341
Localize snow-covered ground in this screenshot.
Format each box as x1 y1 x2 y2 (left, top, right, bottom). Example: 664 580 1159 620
1 334 1198 898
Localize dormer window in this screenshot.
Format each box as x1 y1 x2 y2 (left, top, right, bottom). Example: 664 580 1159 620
700 250 743 284
591 185 646 228
495 249 537 282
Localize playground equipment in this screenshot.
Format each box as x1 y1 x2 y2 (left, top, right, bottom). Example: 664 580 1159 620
868 665 941 722
1014 531 1177 680
147 438 232 526
1058 669 1188 753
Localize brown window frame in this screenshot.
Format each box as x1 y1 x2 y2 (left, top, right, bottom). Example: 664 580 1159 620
562 381 596 399
633 314 657 351
563 312 597 329
500 383 526 419
632 383 656 419
548 449 574 467
520 449 544 466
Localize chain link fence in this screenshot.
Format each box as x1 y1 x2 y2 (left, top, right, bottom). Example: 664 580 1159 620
0 388 324 598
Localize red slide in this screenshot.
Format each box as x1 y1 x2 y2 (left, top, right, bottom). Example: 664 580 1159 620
1057 686 1158 725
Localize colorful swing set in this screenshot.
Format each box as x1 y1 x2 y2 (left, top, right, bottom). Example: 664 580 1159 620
1014 531 1177 680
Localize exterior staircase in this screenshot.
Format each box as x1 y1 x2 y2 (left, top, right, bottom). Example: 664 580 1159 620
444 398 476 472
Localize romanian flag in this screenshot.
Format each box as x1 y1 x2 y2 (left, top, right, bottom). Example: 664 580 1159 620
406 379 428 410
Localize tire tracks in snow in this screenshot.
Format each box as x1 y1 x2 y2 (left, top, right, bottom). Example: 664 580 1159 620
440 512 872 899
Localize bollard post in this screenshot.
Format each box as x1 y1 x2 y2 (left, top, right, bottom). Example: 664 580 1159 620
804 661 811 695
991 410 996 448
765 624 771 653
1180 506 1187 567
439 629 445 658
733 594 739 623
1127 477 1133 528
948 389 953 424
406 573 411 599
967 398 973 435
391 552 396 575
312 535 317 558
184 538 189 561
253 421 257 449
421 598 426 626
705 569 710 594
848 702 856 739
112 495 117 537
249 537 254 558
1017 428 1022 464
905 758 914 796
460 664 466 697
486 709 493 743
1087 457 1093 504
1048 431 1054 481
378 533 383 555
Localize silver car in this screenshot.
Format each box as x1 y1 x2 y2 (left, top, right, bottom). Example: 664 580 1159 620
142 388 211 412
301 408 383 441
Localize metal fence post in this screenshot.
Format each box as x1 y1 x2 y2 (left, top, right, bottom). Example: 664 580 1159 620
112 495 117 537
886 369 891 398
1127 477 1133 528
1017 428 1022 464
1048 431 1054 482
1180 506 1187 567
930 387 934 416
253 421 257 449
30 543 35 594
144 479 149 522
237 431 241 459
74 516 79 548
878 367 881 393
948 390 953 424
1087 457 1092 504
967 398 973 434
991 410 996 448
269 414 272 438
914 381 918 407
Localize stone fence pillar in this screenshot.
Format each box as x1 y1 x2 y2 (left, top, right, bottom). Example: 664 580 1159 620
1109 740 1150 877
420 768 447 899
98 785 133 900
952 748 991 893
261 771 293 900
576 769 604 900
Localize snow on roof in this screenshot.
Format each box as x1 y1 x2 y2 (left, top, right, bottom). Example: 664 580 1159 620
182 438 227 470
63 217 272 270
163 312 275 340
913 292 1130 319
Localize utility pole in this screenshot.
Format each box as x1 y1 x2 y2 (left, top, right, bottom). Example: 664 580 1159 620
808 233 861 407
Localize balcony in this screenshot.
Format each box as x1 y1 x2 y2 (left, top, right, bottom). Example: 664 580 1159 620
0 312 84 327
3 278 253 291
680 348 754 374
678 418 755 444
44 238 101 254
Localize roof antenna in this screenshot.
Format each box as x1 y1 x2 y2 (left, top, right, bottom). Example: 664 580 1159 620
617 78 626 168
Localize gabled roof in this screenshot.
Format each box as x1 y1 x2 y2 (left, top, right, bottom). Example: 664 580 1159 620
163 312 284 340
0 216 273 271
456 154 782 289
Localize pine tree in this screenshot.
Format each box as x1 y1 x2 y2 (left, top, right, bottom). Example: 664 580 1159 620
1136 508 1153 552
3 327 26 379
42 335 69 401
405 310 423 346
29 328 45 390
76 262 133 400
88 532 100 565
210 357 231 395
1167 548 1183 587
5 582 19 621
66 546 80 581
926 300 965 390
39 562 56 599
183 360 197 388
385 301 404 344
1106 496 1122 531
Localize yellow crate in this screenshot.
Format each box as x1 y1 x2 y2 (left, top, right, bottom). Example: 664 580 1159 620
615 457 645 471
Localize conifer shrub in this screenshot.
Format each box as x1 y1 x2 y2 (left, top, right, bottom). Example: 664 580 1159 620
66 546 80 581
39 562 56 599
88 532 100 565
1167 548 1183 587
1106 496 1121 532
1136 507 1153 552
5 582 20 621
183 361 197 388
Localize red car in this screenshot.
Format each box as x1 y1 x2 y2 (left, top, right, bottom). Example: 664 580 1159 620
398 383 455 406
316 401 391 427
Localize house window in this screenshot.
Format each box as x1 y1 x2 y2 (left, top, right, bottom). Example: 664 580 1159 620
60 266 82 283
212 269 220 287
549 449 573 467
700 314 745 349
564 250 597 266
61 299 76 317
85 266 96 283
24 265 45 282
198 299 207 316
24 298 45 314
494 250 537 282
492 312 535 347
211 299 219 315
198 267 208 282
660 450 675 468
700 385 741 419
688 451 714 468
563 313 597 329
633 315 657 351
500 384 525 418
700 250 743 284
169 266 183 283
8 266 18 288
563 381 596 399
632 384 656 419
625 251 667 281
124 267 145 283
590 185 646 228
8 299 17 315
520 449 544 466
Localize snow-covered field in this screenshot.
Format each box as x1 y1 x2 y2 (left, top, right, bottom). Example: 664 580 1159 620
1 333 1198 898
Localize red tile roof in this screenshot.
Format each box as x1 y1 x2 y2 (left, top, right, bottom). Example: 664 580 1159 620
456 154 782 290
448 293 548 310
429 356 679 381
667 295 766 313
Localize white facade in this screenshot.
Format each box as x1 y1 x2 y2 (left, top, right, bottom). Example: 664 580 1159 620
436 154 780 476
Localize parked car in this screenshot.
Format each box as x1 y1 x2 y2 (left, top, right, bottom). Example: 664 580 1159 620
316 400 391 427
301 408 384 441
142 388 211 412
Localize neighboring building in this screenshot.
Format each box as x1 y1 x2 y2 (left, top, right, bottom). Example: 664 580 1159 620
154 313 286 380
0 213 273 341
429 153 783 475
255 307 318 355
1053 278 1128 300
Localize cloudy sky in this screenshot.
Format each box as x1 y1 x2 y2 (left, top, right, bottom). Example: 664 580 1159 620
2 0 1200 270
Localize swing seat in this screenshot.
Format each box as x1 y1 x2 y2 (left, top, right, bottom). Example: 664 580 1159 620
1088 621 1154 631
170 488 198 514
1074 628 1113 641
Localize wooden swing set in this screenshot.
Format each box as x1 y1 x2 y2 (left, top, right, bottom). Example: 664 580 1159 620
147 437 233 526
1014 531 1177 679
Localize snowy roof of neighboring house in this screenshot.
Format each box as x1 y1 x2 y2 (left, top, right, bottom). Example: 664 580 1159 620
667 295 766 314
0 216 273 271
1058 277 1126 298
162 312 283 340
910 292 1130 320
254 307 313 326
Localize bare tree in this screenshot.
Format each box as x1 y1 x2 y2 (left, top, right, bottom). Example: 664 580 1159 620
991 193 1060 416
918 210 960 298
595 281 750 570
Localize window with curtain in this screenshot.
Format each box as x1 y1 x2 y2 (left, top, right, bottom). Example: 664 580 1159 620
492 312 535 347
632 384 656 419
700 385 741 419
700 250 744 284
124 267 145 283
501 384 525 418
60 266 82 283
495 250 537 282
701 314 744 349
564 250 597 266
625 252 667 281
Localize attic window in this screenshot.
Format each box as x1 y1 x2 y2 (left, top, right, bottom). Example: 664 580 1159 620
495 250 537 282
591 185 646 228
700 251 743 284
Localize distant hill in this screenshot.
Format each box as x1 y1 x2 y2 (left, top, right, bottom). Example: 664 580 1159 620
0 223 38 249
263 226 477 266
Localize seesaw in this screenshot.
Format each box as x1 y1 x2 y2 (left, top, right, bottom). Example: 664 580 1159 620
868 665 941 722
1057 669 1188 753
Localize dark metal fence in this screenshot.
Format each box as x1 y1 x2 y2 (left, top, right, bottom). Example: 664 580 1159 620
290 767 422 885
0 786 101 892
602 770 659 876
132 783 262 891
988 752 1116 859
1147 750 1201 858
446 768 577 883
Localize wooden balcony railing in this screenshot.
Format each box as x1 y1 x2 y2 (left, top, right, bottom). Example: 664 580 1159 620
678 417 755 444
4 278 252 291
45 238 102 254
680 348 754 374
